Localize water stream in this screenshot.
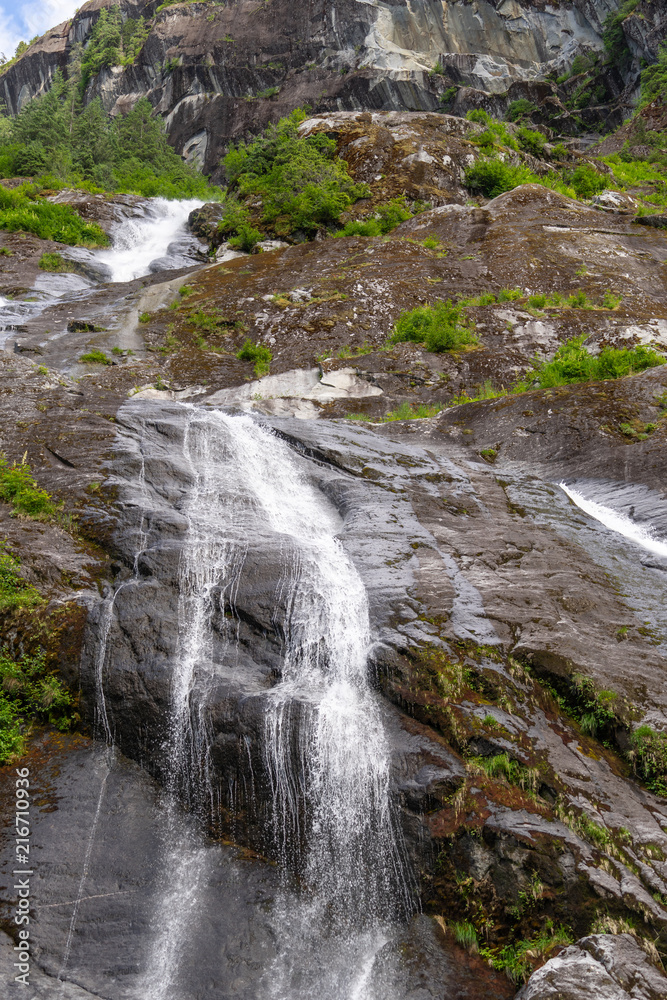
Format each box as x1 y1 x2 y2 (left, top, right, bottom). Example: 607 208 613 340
0 197 202 352
122 406 413 999
560 482 667 559
93 197 204 282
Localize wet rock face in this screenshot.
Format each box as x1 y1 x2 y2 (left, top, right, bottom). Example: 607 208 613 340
1 0 616 171
0 734 516 1000
77 399 667 957
517 933 667 999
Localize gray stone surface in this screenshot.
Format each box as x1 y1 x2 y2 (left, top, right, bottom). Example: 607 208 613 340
516 933 667 1000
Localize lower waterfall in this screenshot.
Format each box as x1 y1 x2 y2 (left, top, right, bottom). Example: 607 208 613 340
129 406 413 999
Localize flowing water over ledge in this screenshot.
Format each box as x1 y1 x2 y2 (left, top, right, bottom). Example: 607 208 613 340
0 197 203 353
102 407 417 1000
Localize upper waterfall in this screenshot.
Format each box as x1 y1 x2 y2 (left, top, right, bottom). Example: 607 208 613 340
94 198 204 283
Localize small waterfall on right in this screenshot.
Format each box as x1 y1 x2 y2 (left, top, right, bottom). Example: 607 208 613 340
133 405 414 1000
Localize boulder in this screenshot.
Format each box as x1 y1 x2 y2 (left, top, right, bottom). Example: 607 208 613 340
516 933 667 1000
187 201 225 240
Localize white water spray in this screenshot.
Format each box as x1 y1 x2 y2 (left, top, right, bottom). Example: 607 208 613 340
95 198 203 282
138 406 411 1000
561 482 667 559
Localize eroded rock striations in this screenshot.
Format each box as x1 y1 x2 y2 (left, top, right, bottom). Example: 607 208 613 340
0 0 630 172
1 102 667 996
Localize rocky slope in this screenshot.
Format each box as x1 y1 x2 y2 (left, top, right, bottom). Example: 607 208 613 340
0 0 640 173
1 111 667 997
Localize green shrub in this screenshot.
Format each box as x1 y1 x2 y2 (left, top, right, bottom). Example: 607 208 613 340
383 402 442 421
451 921 479 952
630 725 667 796
0 184 108 246
518 335 664 389
217 196 252 237
440 86 458 108
0 648 77 762
38 251 75 272
391 300 477 353
563 164 607 199
506 99 538 122
0 545 42 612
640 41 667 106
481 923 573 984
466 109 491 125
603 0 639 70
228 223 263 252
376 198 413 231
335 198 412 238
222 109 369 235
0 697 23 763
0 455 57 519
464 160 535 198
335 218 382 238
516 126 547 158
472 753 539 794
236 339 272 376
551 143 570 160
79 349 111 365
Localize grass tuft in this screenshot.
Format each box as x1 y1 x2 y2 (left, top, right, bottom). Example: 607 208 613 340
236 339 272 377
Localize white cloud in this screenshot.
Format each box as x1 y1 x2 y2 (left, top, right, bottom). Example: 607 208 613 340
0 0 80 60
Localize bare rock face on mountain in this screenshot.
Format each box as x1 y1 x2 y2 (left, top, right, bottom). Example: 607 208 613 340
0 0 626 172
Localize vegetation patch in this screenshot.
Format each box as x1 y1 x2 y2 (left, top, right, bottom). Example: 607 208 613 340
236 339 272 377
453 335 664 406
468 752 539 796
346 402 443 423
464 160 535 199
79 349 112 365
0 454 58 519
391 300 478 353
520 335 664 389
480 922 573 984
0 647 77 764
0 184 108 246
630 726 667 797
221 109 369 237
334 198 413 237
0 544 42 613
38 251 76 272
228 223 264 252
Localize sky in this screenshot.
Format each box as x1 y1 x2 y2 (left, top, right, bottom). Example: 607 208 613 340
0 0 80 61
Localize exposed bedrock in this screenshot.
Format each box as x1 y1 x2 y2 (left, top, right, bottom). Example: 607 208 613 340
74 397 667 956
1 0 623 171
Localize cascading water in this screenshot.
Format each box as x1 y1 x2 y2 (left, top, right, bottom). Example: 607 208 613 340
133 405 413 1000
94 197 204 282
0 198 203 355
561 482 667 559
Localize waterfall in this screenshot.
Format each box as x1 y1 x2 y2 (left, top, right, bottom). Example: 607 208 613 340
135 405 413 1000
561 482 667 559
94 198 204 282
